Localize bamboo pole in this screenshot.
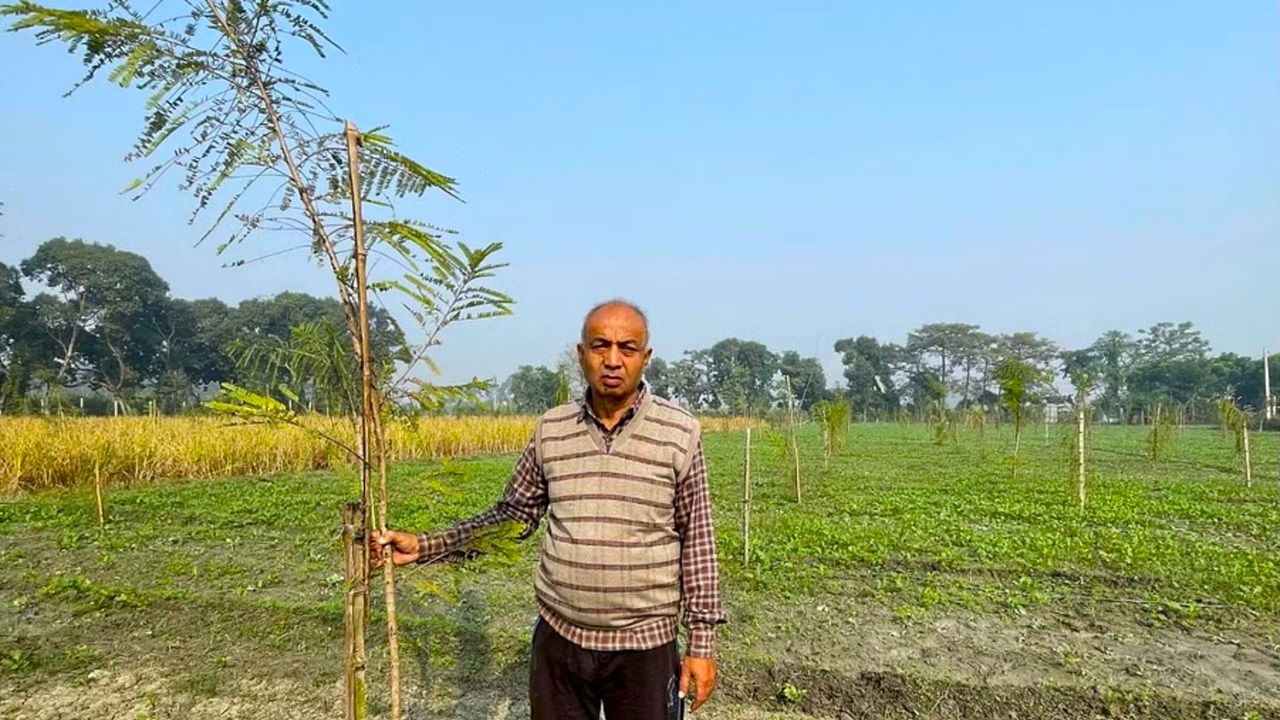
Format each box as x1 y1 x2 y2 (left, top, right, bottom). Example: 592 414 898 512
1242 425 1252 488
1076 400 1086 511
742 428 751 567
822 421 830 469
371 402 402 719
341 502 368 720
93 458 105 526
345 121 374 720
1265 350 1272 421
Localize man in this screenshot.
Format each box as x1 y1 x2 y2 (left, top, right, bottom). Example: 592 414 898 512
373 299 725 720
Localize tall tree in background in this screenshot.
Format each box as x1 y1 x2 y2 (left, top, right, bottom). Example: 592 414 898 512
834 335 898 417
1088 330 1138 422
1129 321 1213 420
953 329 994 407
148 297 202 412
1210 353 1270 412
21 238 171 411
706 338 777 414
508 365 559 413
670 351 716 410
996 356 1044 474
171 298 239 394
0 261 49 409
777 350 827 410
907 322 981 396
1137 321 1211 361
554 345 586 401
996 332 1060 374
645 356 674 399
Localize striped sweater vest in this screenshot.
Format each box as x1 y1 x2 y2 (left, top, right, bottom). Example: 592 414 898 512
533 392 701 632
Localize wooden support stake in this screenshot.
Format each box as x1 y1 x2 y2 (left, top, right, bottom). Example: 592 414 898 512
1076 401 1086 511
93 458 105 526
785 376 801 503
345 120 401 720
341 502 368 720
742 428 752 567
372 406 402 720
1265 350 1272 421
1243 425 1252 488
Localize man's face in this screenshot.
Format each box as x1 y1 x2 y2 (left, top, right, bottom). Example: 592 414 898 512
578 305 652 402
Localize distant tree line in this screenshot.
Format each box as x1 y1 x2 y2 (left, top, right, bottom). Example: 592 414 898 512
831 322 1274 423
499 323 1274 423
0 238 407 414
4 239 1272 422
499 338 828 416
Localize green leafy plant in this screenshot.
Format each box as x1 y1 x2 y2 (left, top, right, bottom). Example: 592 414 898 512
812 397 851 465
965 406 988 457
996 357 1045 477
1 649 31 673
1216 398 1253 487
927 402 958 447
1148 402 1176 462
779 682 808 705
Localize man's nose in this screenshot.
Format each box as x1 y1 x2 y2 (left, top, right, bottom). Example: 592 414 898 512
604 347 622 368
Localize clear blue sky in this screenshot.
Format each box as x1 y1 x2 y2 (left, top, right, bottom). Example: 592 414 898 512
1 1 1276 386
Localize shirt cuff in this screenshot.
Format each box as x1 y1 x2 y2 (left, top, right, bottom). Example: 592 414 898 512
687 623 716 659
414 532 446 564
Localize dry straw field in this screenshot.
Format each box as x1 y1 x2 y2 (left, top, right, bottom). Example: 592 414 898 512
0 415 763 494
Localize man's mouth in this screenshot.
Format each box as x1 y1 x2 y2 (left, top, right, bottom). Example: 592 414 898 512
601 376 623 388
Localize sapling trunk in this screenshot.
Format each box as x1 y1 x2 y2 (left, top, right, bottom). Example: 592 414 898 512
785 376 801 503
742 428 752 567
822 422 830 469
1218 398 1254 488
1011 416 1022 479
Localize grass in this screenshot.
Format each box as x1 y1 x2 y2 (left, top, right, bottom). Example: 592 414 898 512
721 424 1279 617
0 423 1276 717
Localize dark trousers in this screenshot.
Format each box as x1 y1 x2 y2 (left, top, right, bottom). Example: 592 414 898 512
529 618 682 720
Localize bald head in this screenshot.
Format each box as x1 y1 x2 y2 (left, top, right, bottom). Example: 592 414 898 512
581 299 649 346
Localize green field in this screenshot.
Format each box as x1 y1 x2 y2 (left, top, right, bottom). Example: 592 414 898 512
1 424 1277 719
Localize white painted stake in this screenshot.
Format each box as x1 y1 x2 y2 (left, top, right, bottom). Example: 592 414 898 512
1242 425 1252 488
1265 350 1273 421
1077 401 1086 511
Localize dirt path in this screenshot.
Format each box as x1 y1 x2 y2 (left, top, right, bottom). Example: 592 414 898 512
6 598 1277 720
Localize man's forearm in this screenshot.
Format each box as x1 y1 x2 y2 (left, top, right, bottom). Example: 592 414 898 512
675 438 727 657
416 438 547 564
414 502 527 563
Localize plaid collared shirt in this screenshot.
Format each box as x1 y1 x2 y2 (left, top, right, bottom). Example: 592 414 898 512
416 382 725 657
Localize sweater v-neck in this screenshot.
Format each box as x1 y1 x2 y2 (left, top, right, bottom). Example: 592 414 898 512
581 386 651 455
